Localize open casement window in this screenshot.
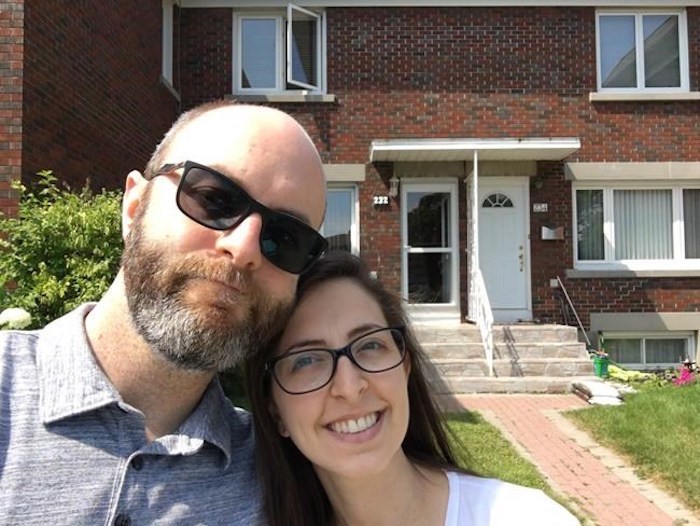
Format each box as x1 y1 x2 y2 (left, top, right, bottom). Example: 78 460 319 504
235 4 324 94
287 4 321 90
574 185 700 270
596 10 689 92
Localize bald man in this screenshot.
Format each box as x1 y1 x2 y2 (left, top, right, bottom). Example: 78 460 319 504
0 101 328 525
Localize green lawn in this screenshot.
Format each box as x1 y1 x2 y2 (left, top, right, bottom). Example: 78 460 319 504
446 411 551 490
564 382 700 513
446 411 585 522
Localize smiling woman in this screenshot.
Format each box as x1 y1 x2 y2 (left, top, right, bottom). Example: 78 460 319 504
245 251 582 526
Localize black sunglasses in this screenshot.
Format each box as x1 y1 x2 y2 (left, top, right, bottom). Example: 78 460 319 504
152 161 328 274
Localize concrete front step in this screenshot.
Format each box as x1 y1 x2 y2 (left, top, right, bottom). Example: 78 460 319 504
413 323 582 345
421 341 588 360
427 376 596 395
414 322 594 394
428 358 595 378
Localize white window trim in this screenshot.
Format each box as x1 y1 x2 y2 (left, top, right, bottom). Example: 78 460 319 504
602 331 695 369
573 181 700 272
161 0 181 100
595 9 689 94
287 4 322 90
232 7 326 95
323 184 360 256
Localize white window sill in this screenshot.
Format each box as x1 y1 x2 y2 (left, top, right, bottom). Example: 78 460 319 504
568 268 700 278
230 93 336 103
589 91 700 102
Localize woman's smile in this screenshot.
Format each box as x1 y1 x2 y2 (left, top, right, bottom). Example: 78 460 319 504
328 411 380 435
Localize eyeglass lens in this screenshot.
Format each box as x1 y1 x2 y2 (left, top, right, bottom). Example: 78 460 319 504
272 328 406 394
175 162 328 274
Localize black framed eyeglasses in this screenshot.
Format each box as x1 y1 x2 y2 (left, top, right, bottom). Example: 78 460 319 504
266 327 407 395
152 161 328 274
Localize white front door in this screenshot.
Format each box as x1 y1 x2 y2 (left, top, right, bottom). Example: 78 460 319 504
401 180 460 322
478 177 531 322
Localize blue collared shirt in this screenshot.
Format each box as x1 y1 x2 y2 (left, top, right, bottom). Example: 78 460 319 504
0 304 263 525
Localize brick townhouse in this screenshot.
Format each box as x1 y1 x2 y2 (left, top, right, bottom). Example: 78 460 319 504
2 0 699 371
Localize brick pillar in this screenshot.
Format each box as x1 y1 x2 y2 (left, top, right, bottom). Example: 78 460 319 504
0 1 23 219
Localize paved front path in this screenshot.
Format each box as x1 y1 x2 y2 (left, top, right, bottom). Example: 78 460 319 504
439 394 698 526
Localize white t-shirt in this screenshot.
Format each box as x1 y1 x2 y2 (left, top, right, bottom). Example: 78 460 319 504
444 471 581 526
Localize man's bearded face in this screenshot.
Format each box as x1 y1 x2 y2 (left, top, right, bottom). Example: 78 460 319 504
121 200 295 372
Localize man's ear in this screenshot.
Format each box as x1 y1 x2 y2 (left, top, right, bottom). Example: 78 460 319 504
268 402 290 437
122 170 148 240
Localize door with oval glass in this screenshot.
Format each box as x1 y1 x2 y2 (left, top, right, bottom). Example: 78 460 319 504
478 177 531 322
401 180 460 321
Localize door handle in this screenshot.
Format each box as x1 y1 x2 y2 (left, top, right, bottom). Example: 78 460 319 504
518 245 524 272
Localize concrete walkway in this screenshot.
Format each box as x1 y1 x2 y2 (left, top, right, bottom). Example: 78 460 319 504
439 394 699 526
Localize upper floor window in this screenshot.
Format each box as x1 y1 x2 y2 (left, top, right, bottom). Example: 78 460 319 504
233 5 326 94
596 10 689 92
574 184 700 271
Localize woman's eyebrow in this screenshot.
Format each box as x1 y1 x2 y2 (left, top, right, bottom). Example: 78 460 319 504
281 323 385 354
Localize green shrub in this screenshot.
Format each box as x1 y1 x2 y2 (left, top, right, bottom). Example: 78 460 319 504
0 170 123 328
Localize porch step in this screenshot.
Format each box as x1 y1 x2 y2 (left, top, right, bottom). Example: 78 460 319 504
421 342 587 360
430 376 599 395
414 322 595 395
427 357 595 377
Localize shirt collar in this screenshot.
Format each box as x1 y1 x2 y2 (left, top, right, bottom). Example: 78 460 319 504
172 378 236 468
36 304 237 465
37 303 120 424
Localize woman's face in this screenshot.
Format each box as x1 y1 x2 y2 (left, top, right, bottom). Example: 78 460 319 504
270 278 411 482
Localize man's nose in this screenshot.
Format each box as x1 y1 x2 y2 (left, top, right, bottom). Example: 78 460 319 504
215 212 264 271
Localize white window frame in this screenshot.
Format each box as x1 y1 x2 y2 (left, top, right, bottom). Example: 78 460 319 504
161 0 181 100
322 185 360 255
595 9 689 93
573 181 700 271
233 6 326 95
602 331 695 370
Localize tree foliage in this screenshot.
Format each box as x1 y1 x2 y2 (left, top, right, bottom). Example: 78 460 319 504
0 171 123 328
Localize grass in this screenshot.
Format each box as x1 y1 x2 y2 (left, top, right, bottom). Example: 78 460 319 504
446 411 551 490
564 382 700 513
445 410 586 522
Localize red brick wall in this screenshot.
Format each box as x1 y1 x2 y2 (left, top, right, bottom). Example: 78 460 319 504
182 6 700 321
22 0 179 192
0 1 24 219
179 8 232 110
529 162 700 327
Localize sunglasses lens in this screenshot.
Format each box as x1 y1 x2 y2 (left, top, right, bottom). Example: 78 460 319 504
173 162 327 274
262 214 328 274
177 166 250 230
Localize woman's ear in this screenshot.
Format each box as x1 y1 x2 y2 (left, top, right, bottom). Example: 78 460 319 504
269 402 290 437
121 170 148 240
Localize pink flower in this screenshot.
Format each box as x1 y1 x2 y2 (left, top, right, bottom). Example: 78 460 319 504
674 368 695 386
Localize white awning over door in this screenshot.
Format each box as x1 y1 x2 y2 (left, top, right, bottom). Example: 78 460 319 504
369 137 581 163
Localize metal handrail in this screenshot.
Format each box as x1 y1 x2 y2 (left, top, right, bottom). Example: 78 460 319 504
556 275 591 348
473 268 495 376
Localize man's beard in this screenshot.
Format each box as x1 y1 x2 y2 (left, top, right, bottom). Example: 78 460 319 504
121 216 294 373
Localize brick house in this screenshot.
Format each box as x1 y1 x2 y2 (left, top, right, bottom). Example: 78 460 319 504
3 1 700 371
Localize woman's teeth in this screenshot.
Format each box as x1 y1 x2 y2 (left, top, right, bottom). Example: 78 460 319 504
330 412 379 434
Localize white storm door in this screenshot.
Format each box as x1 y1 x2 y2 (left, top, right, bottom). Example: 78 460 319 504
478 178 531 322
401 181 460 320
